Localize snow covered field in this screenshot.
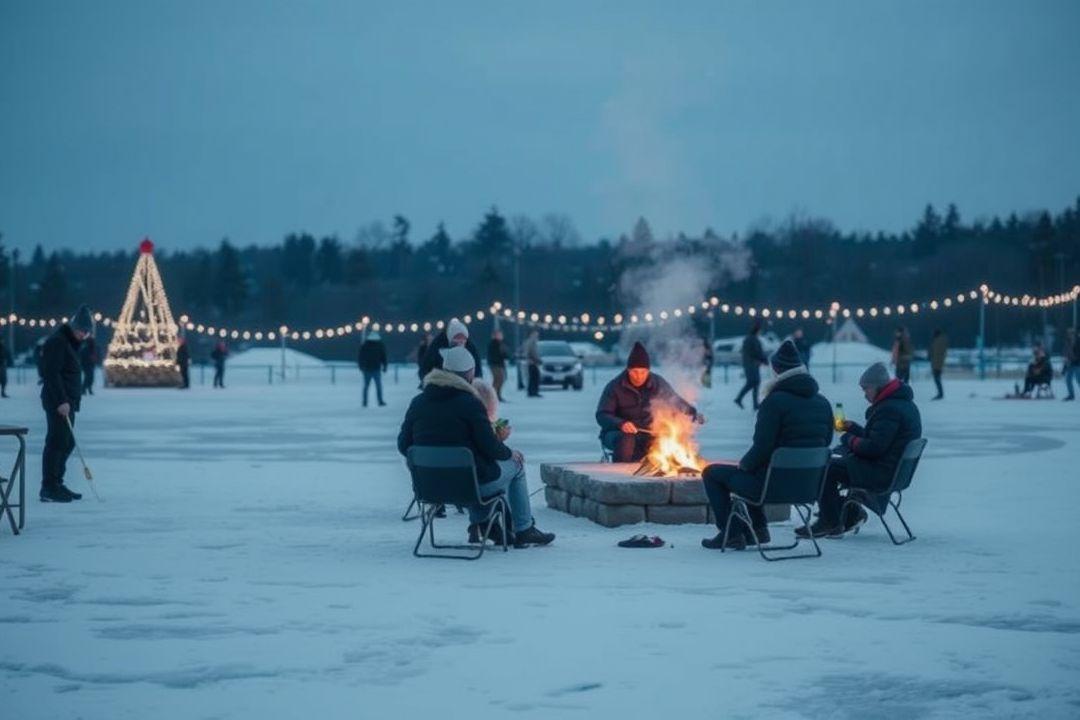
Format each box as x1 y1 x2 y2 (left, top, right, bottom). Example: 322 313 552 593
1 368 1079 718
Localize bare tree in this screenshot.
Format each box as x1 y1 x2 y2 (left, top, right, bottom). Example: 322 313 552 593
540 213 582 248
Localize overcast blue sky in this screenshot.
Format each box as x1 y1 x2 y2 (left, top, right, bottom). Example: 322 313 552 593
2 0 1078 254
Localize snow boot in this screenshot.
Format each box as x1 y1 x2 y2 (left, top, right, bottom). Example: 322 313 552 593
59 484 82 501
701 530 747 550
468 521 511 546
513 523 555 548
840 504 868 534
746 525 771 546
39 485 72 503
795 518 842 539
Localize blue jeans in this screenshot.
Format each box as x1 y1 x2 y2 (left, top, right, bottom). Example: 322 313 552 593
470 457 534 532
362 370 384 406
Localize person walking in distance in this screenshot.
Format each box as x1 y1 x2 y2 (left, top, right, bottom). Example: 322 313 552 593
176 337 191 389
1064 327 1079 401
929 329 948 400
734 321 768 410
79 334 99 396
39 305 95 503
892 326 913 383
0 336 12 398
358 331 389 407
524 329 542 398
211 340 228 388
488 329 510 402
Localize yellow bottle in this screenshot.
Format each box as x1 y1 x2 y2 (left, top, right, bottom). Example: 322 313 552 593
833 403 846 432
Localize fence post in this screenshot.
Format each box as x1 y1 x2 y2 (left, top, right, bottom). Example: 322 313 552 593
200 364 205 385
331 366 336 385
268 365 273 385
394 364 399 384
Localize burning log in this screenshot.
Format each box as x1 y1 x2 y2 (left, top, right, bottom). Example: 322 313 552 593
633 403 706 478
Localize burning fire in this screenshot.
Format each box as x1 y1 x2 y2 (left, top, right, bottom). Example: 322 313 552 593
639 404 705 477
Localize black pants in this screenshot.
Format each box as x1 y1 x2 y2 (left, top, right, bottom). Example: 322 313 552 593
213 363 225 388
527 364 540 396
702 464 766 534
82 366 95 394
602 430 652 462
896 360 911 383
932 370 943 398
818 461 889 526
735 372 760 408
42 409 76 490
0 369 7 396
180 364 190 388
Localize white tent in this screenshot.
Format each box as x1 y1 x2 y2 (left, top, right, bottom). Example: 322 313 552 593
834 318 869 344
230 347 326 369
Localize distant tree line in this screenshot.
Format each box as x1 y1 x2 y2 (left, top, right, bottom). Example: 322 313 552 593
1 198 1077 361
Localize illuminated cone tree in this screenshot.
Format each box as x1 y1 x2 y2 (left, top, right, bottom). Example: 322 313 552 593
103 238 182 387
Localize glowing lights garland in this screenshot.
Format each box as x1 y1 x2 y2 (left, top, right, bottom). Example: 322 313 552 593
2 283 1077 342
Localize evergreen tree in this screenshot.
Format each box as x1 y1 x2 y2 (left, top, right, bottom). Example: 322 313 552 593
281 233 316 290
316 236 344 285
913 204 942 256
212 239 247 315
36 251 68 313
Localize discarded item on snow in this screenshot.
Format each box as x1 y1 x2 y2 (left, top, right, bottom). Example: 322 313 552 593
617 534 665 548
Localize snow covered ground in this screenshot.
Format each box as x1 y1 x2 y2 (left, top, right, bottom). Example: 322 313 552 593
1 367 1079 718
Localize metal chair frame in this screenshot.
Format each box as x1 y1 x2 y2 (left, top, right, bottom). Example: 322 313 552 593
0 427 28 536
723 447 830 562
406 446 509 560
840 438 927 545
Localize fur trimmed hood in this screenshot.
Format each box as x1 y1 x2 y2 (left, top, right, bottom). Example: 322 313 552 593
422 368 482 400
762 365 813 398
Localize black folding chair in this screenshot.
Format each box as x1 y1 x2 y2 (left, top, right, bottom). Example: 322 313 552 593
599 442 613 463
406 446 509 560
724 446 831 562
841 438 926 545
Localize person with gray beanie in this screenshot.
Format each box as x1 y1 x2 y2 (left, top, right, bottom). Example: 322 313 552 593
798 361 922 538
39 304 95 503
397 345 554 548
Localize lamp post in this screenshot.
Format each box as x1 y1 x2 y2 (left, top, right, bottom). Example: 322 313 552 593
8 248 17 356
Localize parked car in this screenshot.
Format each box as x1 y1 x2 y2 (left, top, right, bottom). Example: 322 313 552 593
538 340 584 390
567 341 619 367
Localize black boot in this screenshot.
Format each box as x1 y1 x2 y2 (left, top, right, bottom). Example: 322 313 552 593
468 521 511 546
746 525 771 545
795 517 843 539
59 484 82 501
39 485 72 503
701 530 747 550
840 504 868 534
513 523 555 548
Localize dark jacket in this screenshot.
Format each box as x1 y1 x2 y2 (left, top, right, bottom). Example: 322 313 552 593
397 369 511 483
40 325 83 412
741 334 767 380
487 338 510 368
1066 334 1080 367
211 345 228 366
839 380 922 491
596 370 698 437
358 340 388 373
79 337 99 369
930 333 948 372
1026 356 1051 385
419 334 483 379
739 370 833 476
177 343 190 367
0 339 11 371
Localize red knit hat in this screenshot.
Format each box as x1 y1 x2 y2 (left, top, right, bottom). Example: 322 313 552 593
627 341 650 369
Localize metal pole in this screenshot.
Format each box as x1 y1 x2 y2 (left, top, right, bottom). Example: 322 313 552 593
280 332 286 381
977 296 986 381
8 249 17 356
513 241 521 358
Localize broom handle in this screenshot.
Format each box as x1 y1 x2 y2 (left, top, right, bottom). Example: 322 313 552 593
64 414 102 502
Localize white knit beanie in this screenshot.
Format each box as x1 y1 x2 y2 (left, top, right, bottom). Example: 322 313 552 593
440 345 475 373
447 318 469 341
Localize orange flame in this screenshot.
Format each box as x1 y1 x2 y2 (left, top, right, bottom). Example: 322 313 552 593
645 404 705 476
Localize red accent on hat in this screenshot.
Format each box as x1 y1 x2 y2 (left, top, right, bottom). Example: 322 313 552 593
139 238 154 254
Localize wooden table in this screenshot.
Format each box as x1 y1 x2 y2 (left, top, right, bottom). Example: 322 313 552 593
0 425 28 535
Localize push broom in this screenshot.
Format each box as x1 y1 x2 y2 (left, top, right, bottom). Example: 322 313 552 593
65 415 103 502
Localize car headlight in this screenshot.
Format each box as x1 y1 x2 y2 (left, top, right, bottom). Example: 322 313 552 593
573 362 582 372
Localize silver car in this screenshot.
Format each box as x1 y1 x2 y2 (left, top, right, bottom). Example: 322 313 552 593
538 341 584 390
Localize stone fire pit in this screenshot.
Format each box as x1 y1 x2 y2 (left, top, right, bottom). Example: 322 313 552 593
541 462 790 528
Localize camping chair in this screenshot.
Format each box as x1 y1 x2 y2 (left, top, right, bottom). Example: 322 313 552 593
405 446 509 560
1035 383 1054 399
841 438 926 545
724 446 831 562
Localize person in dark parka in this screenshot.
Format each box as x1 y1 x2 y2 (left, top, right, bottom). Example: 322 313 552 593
397 345 553 547
0 336 12 398
701 340 833 549
176 337 191 389
358 331 389 407
211 341 228 388
799 362 922 538
418 318 483 380
79 335 99 395
734 321 768 410
596 342 704 462
39 305 95 503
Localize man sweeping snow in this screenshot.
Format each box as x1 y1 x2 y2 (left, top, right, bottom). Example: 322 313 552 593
39 305 94 503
